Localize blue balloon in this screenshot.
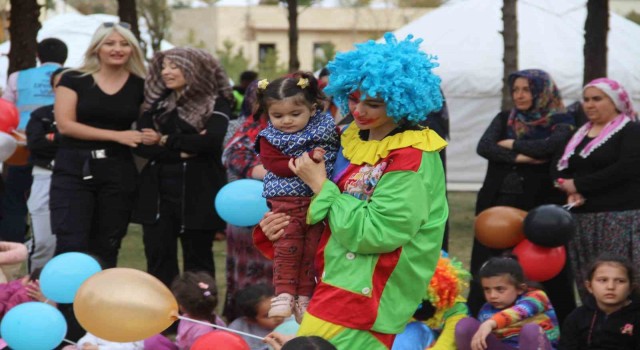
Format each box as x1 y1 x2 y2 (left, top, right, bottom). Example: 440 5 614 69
215 179 269 227
0 302 67 350
274 318 300 335
392 322 436 350
40 252 102 303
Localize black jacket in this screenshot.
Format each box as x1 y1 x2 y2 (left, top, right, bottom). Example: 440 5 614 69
132 98 230 231
25 105 59 170
559 294 640 350
475 111 573 213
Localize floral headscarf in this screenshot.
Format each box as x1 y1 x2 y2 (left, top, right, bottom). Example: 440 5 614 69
506 69 568 140
557 78 637 171
143 47 234 131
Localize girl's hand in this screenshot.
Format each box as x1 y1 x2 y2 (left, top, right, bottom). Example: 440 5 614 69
497 139 515 150
567 192 585 208
311 147 326 162
25 280 53 305
81 343 99 350
116 130 143 148
471 320 496 350
557 178 577 194
259 212 290 242
141 128 161 145
263 332 295 350
288 152 327 194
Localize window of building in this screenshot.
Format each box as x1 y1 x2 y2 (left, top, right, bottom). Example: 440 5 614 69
258 43 276 63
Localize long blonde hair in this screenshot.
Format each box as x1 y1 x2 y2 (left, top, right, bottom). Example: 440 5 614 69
76 23 146 78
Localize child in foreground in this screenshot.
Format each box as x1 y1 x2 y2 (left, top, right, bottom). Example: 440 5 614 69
455 256 559 350
254 72 339 321
145 271 225 350
559 253 640 349
229 284 286 350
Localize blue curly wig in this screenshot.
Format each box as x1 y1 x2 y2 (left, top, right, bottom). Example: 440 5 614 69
324 33 443 125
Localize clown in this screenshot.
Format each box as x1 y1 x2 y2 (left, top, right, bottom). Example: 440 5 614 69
258 32 448 349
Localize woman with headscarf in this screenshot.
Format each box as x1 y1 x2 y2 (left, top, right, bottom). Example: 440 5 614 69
468 69 576 324
220 81 274 322
555 78 640 301
133 47 233 287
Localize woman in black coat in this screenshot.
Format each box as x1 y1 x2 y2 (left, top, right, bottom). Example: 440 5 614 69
468 69 576 324
133 47 233 287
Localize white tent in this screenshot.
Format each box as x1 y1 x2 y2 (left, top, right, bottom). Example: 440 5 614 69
393 0 640 189
0 13 174 91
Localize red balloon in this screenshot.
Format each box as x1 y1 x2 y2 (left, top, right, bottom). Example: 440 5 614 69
0 99 19 133
191 331 250 350
513 239 566 282
474 206 527 249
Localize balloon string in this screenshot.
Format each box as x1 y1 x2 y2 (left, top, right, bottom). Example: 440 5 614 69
63 339 77 345
177 316 265 340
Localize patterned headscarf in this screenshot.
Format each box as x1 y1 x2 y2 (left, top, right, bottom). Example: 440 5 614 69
506 69 567 140
557 78 637 171
143 47 234 131
584 78 636 119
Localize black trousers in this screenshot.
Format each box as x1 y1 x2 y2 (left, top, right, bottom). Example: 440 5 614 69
143 199 215 287
50 149 137 268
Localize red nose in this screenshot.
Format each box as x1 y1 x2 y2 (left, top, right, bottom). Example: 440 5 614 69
353 110 360 117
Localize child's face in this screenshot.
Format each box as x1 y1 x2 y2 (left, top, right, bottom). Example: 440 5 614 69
586 263 631 311
267 98 314 133
253 298 285 330
481 275 524 309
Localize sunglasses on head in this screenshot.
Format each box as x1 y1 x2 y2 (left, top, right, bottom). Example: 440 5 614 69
102 22 131 30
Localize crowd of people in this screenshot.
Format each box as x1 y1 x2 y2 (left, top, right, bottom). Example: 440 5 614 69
0 19 637 350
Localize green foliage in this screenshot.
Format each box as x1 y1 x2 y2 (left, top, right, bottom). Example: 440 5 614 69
397 0 441 8
338 0 372 7
258 47 288 80
313 42 336 71
138 0 171 54
186 28 207 49
627 11 640 25
216 39 251 83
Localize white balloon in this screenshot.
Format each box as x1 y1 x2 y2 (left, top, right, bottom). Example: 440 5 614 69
0 132 17 162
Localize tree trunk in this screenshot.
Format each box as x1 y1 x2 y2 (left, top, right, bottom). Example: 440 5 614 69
117 0 142 43
8 0 41 75
501 0 518 111
286 0 300 72
583 0 608 85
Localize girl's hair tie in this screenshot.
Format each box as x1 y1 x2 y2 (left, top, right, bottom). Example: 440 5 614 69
198 282 211 297
297 78 309 89
258 79 269 90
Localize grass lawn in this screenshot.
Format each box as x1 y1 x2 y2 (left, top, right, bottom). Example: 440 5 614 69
117 191 478 314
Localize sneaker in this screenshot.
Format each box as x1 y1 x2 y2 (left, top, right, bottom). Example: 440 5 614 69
294 296 310 324
269 293 294 318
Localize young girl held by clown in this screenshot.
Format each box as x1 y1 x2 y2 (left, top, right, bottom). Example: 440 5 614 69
254 72 339 322
455 256 560 350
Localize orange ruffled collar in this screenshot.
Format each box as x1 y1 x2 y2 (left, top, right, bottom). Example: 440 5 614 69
341 124 447 165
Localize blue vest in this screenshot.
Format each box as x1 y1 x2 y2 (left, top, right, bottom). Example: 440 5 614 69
16 65 59 129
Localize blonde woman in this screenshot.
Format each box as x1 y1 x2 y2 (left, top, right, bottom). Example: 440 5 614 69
51 22 145 268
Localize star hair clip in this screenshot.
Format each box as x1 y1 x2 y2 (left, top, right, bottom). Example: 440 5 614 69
297 77 309 89
198 282 212 297
258 79 270 90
